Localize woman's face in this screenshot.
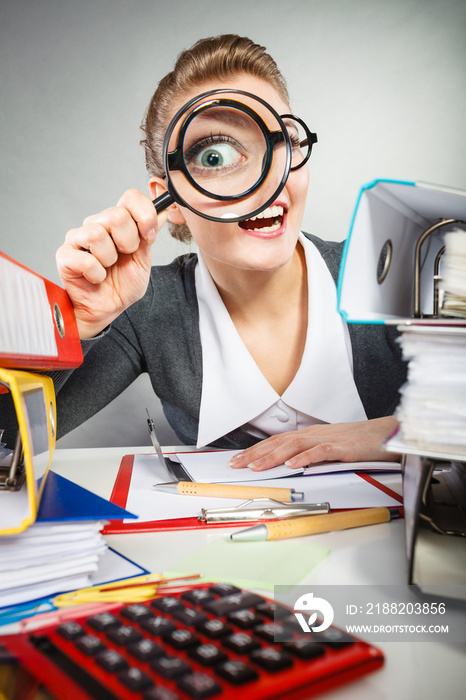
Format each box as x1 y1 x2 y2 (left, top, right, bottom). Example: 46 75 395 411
155 74 310 275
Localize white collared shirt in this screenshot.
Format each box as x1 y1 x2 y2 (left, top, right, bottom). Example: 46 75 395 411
195 233 367 447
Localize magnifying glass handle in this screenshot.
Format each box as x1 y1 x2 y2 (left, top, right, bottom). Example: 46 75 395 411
152 191 173 214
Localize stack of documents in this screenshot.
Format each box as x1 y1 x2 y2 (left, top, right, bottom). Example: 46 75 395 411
394 324 466 458
0 471 138 608
440 229 466 319
0 520 108 608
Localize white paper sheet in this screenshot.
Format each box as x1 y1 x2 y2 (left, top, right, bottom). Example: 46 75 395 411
174 450 305 482
0 545 148 611
123 454 402 524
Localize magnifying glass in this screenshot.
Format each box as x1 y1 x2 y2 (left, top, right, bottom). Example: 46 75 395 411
152 89 315 223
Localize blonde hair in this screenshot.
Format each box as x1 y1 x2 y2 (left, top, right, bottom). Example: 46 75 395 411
140 34 289 242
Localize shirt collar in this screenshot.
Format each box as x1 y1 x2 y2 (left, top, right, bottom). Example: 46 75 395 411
195 234 366 447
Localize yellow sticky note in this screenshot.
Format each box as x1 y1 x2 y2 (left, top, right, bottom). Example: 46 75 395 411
164 536 330 590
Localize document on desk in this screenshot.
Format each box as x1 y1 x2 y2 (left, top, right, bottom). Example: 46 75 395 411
103 453 403 534
172 450 305 482
171 450 400 480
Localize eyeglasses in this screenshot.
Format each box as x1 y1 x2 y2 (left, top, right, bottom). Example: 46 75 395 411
280 114 318 171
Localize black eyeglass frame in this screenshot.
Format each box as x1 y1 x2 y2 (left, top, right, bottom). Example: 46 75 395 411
279 114 318 171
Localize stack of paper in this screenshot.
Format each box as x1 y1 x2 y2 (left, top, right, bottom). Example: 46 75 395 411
0 520 108 607
394 325 466 458
0 470 138 608
440 229 466 319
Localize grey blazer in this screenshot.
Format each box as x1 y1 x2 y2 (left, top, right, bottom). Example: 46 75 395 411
51 232 407 448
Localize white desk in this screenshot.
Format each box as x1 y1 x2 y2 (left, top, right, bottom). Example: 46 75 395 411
51 447 465 700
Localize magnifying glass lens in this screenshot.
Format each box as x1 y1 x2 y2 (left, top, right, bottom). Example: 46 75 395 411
162 91 291 222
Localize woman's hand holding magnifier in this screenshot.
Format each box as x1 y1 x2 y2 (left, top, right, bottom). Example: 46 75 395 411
56 188 167 339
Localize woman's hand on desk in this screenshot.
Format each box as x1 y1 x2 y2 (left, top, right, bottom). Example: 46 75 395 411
229 416 400 471
56 189 168 339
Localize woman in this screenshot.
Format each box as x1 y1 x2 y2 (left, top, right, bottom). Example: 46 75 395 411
52 34 405 470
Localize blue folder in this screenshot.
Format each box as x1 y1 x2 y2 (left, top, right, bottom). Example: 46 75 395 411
37 469 137 522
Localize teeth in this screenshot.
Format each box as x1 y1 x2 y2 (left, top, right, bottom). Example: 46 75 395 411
250 222 282 232
249 205 284 221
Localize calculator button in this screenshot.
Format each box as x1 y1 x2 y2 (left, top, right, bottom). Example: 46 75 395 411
151 596 185 613
118 666 154 691
222 632 260 654
95 648 129 672
204 592 265 616
256 602 290 620
215 660 259 685
227 609 262 628
177 672 222 699
188 643 227 667
142 616 177 636
208 583 241 597
312 628 355 648
107 625 143 646
121 604 154 622
196 619 232 639
128 638 166 661
181 589 215 606
164 628 200 650
253 622 285 642
144 688 181 700
75 634 106 656
87 612 120 632
56 621 84 640
250 647 293 671
173 607 208 626
284 638 326 660
280 613 307 634
150 655 192 679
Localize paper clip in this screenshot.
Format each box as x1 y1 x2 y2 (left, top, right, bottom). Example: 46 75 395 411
53 573 203 607
198 498 331 523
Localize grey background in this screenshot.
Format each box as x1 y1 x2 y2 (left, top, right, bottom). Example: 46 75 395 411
1 0 465 447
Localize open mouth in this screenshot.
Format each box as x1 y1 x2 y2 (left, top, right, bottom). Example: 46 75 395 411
238 205 285 233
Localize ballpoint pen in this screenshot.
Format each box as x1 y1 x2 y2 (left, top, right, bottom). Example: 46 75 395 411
198 499 331 523
230 507 402 541
153 481 305 503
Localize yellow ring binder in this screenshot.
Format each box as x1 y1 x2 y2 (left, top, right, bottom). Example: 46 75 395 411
0 368 56 535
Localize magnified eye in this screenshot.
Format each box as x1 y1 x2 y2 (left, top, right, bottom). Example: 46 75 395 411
185 136 245 175
199 144 234 168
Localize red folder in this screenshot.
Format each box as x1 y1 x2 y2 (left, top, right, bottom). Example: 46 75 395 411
102 454 404 534
0 251 83 369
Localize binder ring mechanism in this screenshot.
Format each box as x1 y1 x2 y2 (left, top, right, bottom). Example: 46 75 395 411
199 498 331 524
377 217 466 317
0 369 56 493
413 218 466 318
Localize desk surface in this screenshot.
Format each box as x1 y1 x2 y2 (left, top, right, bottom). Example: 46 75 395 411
50 446 465 700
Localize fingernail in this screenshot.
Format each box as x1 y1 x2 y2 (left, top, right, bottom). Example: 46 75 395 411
248 458 264 470
147 228 157 243
284 458 297 467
